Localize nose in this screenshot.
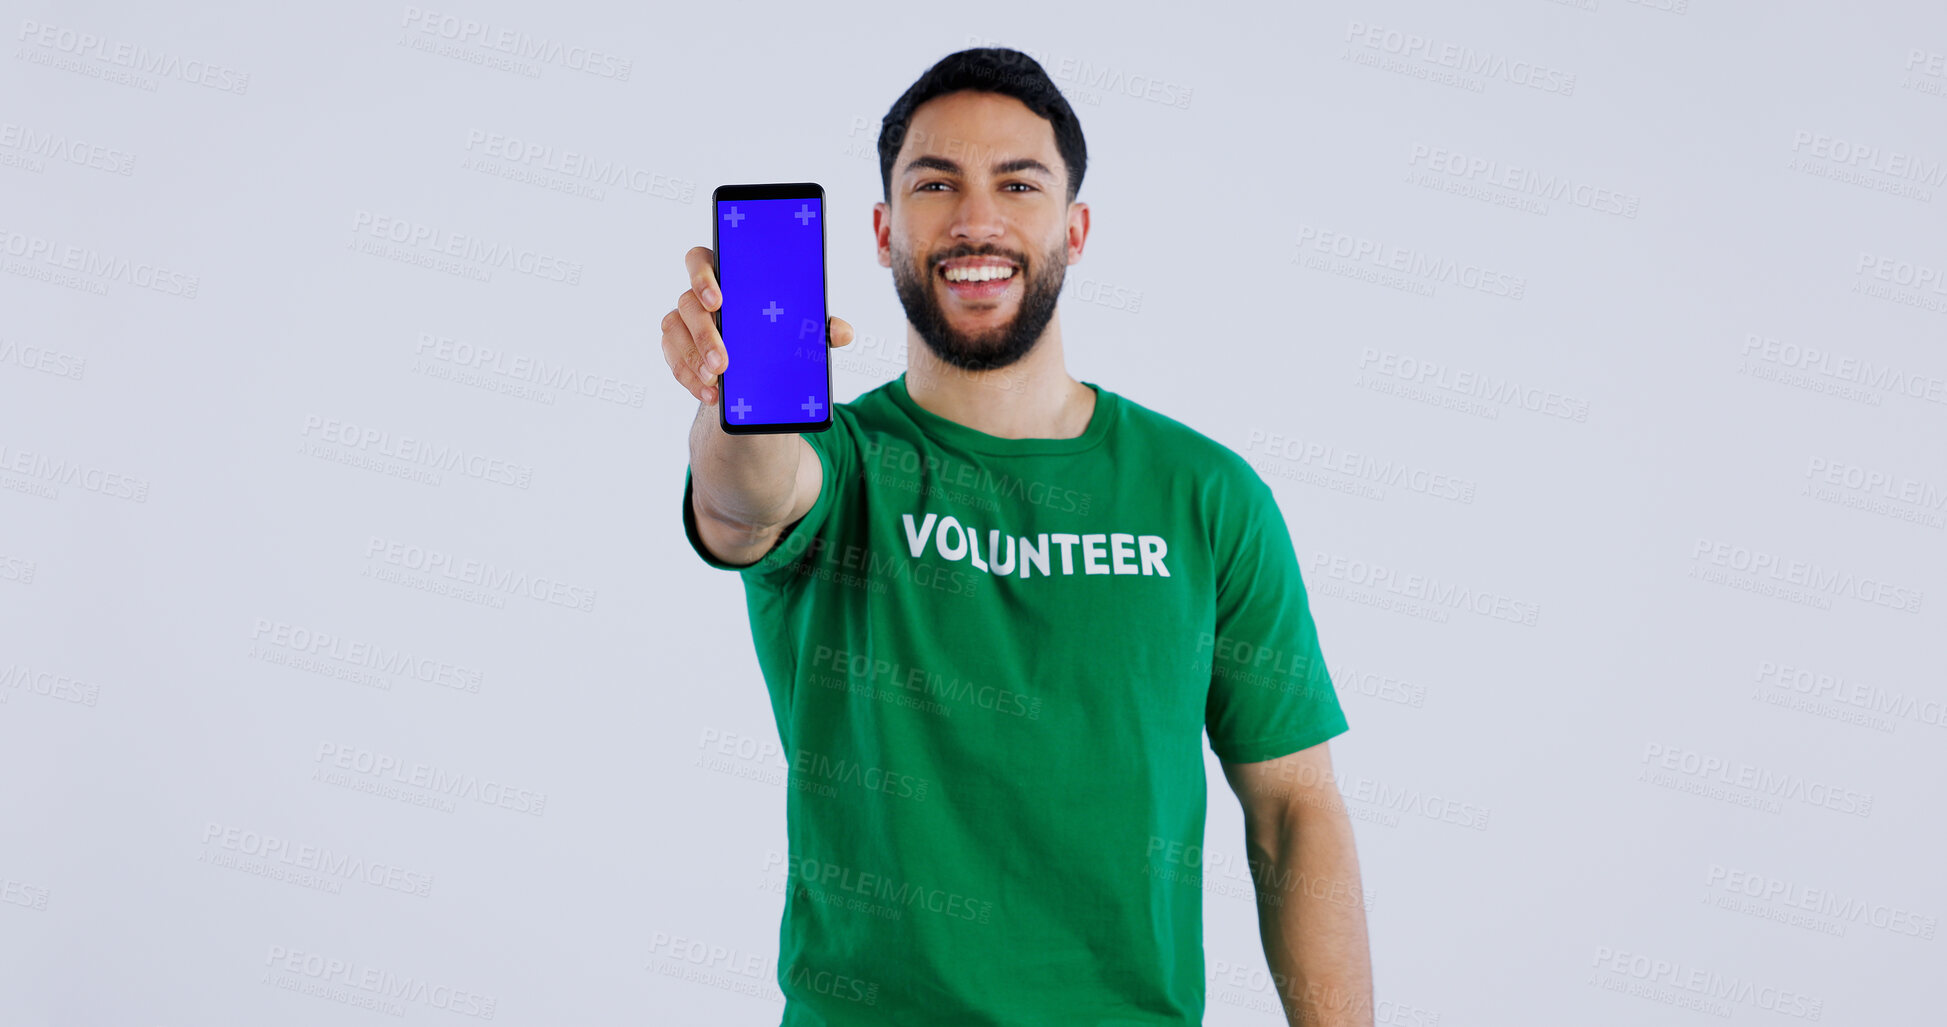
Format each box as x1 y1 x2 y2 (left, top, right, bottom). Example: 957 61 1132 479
949 187 1005 245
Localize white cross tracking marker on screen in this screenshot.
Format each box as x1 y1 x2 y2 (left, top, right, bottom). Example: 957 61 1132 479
722 206 745 227
795 203 817 225
730 398 752 419
762 301 783 322
802 395 824 418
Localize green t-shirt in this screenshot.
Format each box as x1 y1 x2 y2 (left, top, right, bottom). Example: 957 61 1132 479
681 372 1349 1025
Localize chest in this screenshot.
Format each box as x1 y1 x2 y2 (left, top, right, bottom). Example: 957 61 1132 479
798 470 1219 720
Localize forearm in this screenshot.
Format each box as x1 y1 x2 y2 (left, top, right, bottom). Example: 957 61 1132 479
1246 800 1373 1027
688 398 800 530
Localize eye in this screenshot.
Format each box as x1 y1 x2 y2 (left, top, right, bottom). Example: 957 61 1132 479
916 181 951 192
1003 182 1036 192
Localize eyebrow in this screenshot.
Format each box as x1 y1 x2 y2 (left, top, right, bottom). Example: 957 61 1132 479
901 154 1056 181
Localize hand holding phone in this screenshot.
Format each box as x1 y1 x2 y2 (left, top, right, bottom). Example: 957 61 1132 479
660 188 852 423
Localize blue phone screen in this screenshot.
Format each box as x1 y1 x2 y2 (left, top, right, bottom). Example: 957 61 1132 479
716 196 828 427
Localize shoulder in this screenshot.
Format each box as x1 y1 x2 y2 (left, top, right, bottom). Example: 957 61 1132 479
826 378 906 432
804 380 900 457
1107 385 1270 498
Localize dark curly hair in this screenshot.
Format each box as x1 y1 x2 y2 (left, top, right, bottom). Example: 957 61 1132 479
877 47 1088 205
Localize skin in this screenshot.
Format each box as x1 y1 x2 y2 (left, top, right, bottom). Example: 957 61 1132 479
660 86 1372 1026
871 89 1094 438
1222 745 1375 1027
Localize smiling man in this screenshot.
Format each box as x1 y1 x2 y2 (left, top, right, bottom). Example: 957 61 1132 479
663 47 1372 1027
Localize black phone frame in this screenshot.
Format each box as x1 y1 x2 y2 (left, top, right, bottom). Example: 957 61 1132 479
710 182 834 435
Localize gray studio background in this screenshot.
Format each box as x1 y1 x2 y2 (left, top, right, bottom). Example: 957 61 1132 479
2 0 1941 1023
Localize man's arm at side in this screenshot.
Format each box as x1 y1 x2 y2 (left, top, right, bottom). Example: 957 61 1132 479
1220 741 1374 1027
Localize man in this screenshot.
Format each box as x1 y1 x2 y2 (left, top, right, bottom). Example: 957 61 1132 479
662 47 1372 1027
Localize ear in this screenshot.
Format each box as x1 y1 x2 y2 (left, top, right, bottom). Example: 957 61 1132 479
873 201 893 268
1065 201 1090 264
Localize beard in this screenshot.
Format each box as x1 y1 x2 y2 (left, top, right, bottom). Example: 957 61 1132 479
891 236 1068 372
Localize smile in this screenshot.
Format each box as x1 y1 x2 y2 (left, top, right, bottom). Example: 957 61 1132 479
941 264 1017 283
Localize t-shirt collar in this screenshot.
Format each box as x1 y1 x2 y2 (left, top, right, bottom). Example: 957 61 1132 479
886 371 1116 456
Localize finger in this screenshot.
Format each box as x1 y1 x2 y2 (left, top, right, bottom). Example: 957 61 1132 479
659 307 698 377
828 316 854 348
684 246 721 311
676 289 726 376
660 307 713 403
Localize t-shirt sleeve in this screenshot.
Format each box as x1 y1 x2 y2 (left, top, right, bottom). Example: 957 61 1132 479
681 412 855 583
1204 473 1349 763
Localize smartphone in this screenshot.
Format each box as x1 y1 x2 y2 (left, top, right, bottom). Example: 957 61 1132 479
711 182 833 434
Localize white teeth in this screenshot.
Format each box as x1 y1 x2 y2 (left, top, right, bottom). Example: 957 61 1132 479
943 265 1016 283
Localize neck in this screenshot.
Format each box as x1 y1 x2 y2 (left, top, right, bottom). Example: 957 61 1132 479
902 314 1094 439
